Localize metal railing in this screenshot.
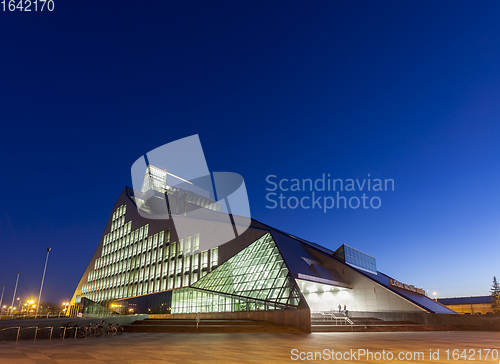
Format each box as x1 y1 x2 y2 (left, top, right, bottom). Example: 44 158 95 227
0 324 122 342
311 311 354 325
0 313 67 320
0 326 55 342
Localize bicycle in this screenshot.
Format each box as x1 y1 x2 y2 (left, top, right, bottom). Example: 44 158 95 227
114 322 125 335
93 320 105 337
76 324 89 338
105 322 117 336
76 322 99 338
109 322 125 335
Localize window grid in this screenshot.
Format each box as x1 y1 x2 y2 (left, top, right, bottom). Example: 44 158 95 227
83 204 213 304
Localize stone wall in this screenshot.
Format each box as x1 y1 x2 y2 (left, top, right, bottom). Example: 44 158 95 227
348 311 500 331
150 308 311 333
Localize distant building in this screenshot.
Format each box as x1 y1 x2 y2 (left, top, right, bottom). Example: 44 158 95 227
68 165 455 318
437 296 493 314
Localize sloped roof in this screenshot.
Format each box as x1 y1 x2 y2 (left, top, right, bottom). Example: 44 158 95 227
361 270 456 314
250 218 456 314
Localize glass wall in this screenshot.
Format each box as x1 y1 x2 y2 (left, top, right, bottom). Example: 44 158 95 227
171 233 303 313
172 287 291 313
79 297 120 317
80 204 218 306
334 244 377 274
112 290 173 315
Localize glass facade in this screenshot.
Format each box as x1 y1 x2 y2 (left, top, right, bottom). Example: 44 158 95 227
334 244 377 274
78 204 218 306
78 297 119 317
172 287 292 313
172 233 303 313
140 164 223 212
113 291 173 315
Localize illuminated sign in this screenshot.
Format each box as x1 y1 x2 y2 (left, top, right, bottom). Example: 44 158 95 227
388 279 425 295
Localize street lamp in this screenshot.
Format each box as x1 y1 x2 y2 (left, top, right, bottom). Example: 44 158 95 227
433 292 437 302
27 300 35 315
10 273 19 318
0 285 5 311
35 248 51 319
60 302 69 318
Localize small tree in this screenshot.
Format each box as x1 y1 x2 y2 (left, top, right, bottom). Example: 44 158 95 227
491 276 500 314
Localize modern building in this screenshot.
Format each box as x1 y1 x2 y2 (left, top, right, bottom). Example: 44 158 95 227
68 165 455 320
437 296 493 314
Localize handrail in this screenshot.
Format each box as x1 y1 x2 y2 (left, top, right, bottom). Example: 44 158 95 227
0 325 76 342
311 311 353 326
0 314 67 320
0 322 126 342
0 326 22 331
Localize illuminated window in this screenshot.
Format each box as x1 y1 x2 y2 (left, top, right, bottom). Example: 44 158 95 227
201 251 208 276
163 244 169 262
210 247 218 269
185 237 191 256
176 258 182 276
178 239 184 257
155 247 161 263
170 242 176 260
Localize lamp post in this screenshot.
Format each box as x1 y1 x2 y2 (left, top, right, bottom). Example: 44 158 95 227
0 285 5 313
28 300 35 315
10 273 19 318
35 248 51 319
61 302 69 317
433 292 437 302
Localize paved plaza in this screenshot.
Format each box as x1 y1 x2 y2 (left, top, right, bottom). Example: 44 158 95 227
0 331 499 363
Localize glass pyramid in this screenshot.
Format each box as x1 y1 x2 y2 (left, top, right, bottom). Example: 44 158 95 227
171 233 304 313
193 233 302 305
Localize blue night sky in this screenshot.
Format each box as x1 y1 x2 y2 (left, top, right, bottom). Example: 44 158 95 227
1 1 499 306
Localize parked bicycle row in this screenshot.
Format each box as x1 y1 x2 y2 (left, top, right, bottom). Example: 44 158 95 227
0 320 125 342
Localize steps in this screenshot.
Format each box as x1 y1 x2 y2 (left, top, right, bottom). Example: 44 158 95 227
312 315 462 332
124 318 304 333
125 316 464 334
312 324 462 332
